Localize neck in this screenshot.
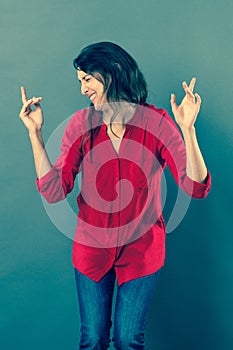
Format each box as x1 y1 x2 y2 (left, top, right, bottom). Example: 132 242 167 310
102 102 136 127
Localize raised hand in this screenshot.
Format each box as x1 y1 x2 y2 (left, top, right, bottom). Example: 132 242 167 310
170 77 201 129
19 86 43 133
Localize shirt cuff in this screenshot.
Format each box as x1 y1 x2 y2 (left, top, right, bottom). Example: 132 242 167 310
35 167 56 193
182 170 211 199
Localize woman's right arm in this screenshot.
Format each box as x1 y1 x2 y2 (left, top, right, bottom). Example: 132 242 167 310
19 86 52 179
19 86 84 203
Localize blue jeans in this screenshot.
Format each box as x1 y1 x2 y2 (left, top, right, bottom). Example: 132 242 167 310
74 267 160 349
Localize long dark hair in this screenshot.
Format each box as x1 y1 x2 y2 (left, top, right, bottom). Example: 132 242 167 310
73 42 148 152
73 41 148 104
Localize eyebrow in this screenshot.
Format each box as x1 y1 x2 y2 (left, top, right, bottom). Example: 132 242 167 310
77 74 91 82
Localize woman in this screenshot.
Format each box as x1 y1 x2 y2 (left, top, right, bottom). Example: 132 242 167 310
19 42 211 349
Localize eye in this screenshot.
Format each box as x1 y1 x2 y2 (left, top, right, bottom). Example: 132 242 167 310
85 77 91 82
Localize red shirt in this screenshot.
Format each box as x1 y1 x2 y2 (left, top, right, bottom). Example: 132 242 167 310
36 104 211 286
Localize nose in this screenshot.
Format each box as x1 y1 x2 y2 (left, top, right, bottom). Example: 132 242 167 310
81 82 88 95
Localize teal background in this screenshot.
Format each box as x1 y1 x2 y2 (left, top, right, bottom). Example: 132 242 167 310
1 0 233 349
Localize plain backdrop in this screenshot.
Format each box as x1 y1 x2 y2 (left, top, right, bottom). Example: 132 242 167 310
1 0 233 349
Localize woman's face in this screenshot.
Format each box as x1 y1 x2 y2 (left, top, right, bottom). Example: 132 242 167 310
77 70 107 108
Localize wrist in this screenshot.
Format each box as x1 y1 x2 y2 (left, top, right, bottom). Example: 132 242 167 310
180 124 196 136
28 129 44 144
28 128 42 136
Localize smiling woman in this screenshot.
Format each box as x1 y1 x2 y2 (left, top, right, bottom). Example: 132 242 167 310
73 41 148 104
77 70 107 107
18 41 211 349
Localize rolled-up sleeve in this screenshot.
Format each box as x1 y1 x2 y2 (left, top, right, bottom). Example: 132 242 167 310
157 109 211 199
36 112 84 203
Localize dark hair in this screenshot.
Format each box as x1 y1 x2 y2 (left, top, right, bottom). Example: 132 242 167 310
73 41 148 104
73 42 148 153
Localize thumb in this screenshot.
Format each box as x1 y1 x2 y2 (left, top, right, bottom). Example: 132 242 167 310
170 93 177 111
34 103 41 110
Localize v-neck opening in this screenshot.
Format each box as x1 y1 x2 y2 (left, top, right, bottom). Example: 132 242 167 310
99 104 140 158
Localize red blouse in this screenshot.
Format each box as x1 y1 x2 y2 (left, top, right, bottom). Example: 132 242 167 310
36 104 211 286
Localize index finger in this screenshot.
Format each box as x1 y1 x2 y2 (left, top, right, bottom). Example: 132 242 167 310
188 77 196 93
21 86 28 104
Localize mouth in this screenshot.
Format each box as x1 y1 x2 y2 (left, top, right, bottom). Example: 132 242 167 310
89 93 96 102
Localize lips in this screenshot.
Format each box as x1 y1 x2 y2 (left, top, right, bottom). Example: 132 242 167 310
89 93 96 102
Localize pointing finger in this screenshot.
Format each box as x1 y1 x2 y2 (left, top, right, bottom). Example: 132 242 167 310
182 81 195 99
188 77 196 93
21 86 28 104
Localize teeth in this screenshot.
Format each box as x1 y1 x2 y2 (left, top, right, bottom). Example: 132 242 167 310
90 93 96 101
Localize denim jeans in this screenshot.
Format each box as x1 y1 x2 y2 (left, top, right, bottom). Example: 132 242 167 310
74 267 160 349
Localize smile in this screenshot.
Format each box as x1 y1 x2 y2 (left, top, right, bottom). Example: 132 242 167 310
89 93 96 101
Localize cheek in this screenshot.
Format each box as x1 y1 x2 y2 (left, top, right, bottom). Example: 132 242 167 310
97 85 105 97
99 82 104 92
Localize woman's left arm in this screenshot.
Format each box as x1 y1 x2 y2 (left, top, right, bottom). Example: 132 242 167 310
170 77 208 183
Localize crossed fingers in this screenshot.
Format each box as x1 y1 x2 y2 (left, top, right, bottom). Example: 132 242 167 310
19 86 42 118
